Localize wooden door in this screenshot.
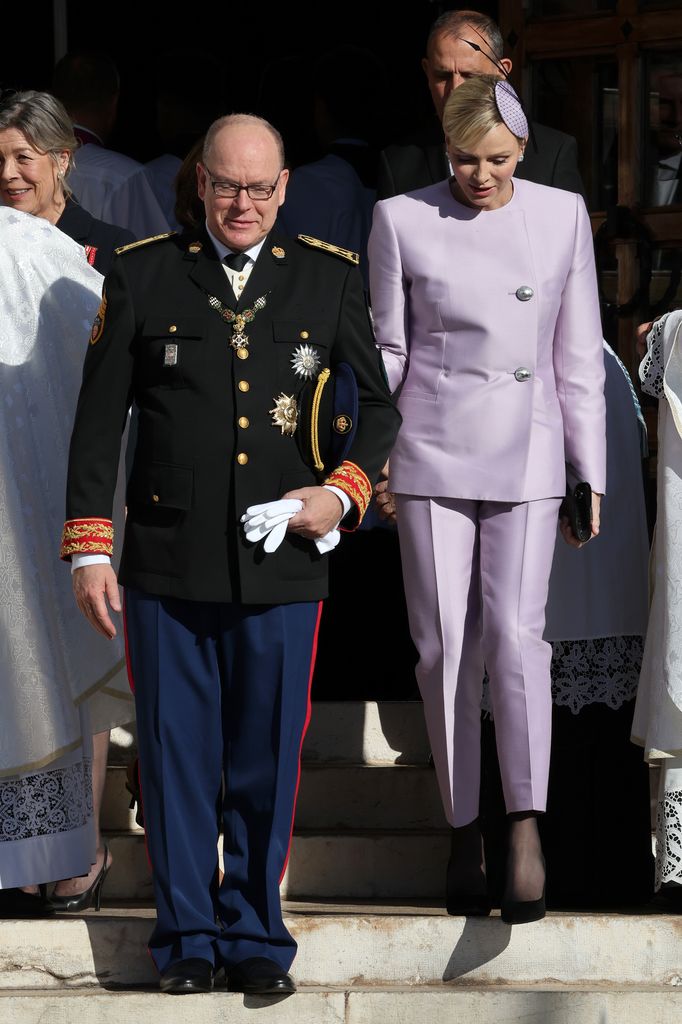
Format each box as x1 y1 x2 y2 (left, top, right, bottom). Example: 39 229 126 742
499 1 682 400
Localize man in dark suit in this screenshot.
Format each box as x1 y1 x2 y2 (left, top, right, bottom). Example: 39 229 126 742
61 114 400 996
378 8 584 199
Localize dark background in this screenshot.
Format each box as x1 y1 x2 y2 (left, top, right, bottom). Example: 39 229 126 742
2 1 500 163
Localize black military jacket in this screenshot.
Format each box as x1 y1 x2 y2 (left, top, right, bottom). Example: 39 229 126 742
57 196 134 274
63 226 400 604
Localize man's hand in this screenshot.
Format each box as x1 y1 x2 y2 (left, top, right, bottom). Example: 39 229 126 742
73 563 121 638
283 486 344 539
559 492 602 549
636 321 654 358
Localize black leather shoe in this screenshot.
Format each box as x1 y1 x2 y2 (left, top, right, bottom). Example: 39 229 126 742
159 957 214 994
227 957 296 995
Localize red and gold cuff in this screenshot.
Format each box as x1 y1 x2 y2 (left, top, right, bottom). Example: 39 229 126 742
60 518 114 561
324 460 372 529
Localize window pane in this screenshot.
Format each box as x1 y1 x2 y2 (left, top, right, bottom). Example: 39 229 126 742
530 0 616 14
638 1 682 11
643 52 682 208
531 58 618 211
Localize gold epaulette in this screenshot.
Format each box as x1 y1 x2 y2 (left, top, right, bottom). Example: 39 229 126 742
297 234 359 266
114 232 176 256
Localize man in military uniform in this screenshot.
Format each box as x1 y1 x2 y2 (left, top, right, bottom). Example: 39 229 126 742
61 114 400 996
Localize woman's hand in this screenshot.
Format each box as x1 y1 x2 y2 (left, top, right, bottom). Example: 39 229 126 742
636 321 654 358
374 461 397 522
559 491 602 549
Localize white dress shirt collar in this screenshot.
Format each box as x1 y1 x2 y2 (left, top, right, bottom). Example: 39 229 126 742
205 223 267 265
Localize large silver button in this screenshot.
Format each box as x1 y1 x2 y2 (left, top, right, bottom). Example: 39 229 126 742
515 285 534 301
514 367 532 382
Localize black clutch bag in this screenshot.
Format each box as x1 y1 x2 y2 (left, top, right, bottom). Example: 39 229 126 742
560 481 592 542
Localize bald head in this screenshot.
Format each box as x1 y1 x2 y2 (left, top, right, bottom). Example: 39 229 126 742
197 113 289 252
203 114 285 171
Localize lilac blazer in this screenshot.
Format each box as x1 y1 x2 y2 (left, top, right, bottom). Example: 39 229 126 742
368 178 607 501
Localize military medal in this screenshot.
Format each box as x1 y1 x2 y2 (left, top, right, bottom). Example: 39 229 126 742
270 394 298 436
291 343 321 380
207 293 268 355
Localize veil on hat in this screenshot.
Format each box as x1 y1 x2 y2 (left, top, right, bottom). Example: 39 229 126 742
458 27 536 152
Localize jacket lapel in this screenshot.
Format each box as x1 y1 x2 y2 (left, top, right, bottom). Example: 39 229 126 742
184 225 235 308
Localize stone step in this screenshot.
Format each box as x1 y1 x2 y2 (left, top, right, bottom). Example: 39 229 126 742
3 988 682 1024
107 702 431 768
104 829 455 901
303 701 430 765
1 906 680 990
102 762 444 834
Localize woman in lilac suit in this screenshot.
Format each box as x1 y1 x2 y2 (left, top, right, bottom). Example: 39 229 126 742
368 76 606 923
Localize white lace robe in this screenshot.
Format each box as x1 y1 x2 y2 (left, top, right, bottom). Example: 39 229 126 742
632 310 682 888
0 209 131 887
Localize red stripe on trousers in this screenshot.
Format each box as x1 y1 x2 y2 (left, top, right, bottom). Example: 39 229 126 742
279 599 323 884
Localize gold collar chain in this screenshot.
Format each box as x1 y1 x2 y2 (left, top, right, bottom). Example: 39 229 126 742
207 293 269 354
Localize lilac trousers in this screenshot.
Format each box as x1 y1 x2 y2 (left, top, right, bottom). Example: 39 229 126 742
395 495 562 827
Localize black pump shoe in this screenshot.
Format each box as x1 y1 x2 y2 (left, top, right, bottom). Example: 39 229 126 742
445 821 491 917
501 888 546 925
0 885 53 918
47 845 110 912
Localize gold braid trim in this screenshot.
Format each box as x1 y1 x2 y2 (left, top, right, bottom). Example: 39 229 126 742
60 518 114 560
324 461 372 524
297 234 359 265
311 368 331 471
114 232 175 256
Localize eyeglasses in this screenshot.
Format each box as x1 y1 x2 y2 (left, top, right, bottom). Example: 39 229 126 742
203 166 281 200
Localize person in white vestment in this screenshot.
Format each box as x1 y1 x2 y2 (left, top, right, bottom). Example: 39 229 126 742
633 310 682 902
0 208 131 915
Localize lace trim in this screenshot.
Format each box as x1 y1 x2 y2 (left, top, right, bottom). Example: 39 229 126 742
656 788 682 888
639 316 666 399
482 636 643 716
0 759 92 842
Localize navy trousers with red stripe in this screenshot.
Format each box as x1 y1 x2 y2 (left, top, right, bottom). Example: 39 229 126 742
124 588 321 973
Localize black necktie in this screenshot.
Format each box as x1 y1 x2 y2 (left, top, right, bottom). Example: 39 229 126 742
224 251 249 271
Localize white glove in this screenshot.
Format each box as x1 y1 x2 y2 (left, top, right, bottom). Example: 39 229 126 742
242 498 303 552
241 498 341 555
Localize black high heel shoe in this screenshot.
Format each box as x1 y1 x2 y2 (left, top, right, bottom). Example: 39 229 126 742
501 887 546 924
48 845 110 912
501 854 546 924
445 821 492 917
0 884 54 918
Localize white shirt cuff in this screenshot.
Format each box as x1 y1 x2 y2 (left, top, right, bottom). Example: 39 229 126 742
71 553 112 574
323 484 352 520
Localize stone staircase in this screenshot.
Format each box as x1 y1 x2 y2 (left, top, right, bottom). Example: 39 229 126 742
2 701 680 1022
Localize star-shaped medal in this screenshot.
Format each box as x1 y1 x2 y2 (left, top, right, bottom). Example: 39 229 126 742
270 394 298 435
291 343 321 380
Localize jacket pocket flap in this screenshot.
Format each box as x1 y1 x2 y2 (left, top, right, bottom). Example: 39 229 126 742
130 462 194 509
272 320 330 346
141 316 205 339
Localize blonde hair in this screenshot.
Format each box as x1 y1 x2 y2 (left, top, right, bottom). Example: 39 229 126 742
0 90 77 199
442 74 523 153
